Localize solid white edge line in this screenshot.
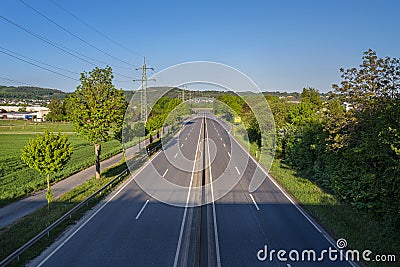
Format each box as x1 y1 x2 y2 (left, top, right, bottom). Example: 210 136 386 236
36 147 165 267
205 115 222 267
235 166 241 175
173 115 204 267
37 120 194 266
249 194 260 211
162 169 169 177
225 119 359 267
135 200 149 220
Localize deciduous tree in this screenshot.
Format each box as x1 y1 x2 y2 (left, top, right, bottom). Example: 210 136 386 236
21 130 73 210
67 67 126 179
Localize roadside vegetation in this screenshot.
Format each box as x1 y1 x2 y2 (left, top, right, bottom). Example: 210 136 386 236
0 159 131 266
21 130 73 210
219 50 400 265
66 66 126 179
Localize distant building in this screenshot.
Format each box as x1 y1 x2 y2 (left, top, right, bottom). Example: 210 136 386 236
0 106 50 121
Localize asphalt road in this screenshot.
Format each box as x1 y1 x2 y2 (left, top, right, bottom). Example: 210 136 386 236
29 113 356 267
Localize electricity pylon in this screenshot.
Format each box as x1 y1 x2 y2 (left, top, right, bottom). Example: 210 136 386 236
133 57 154 122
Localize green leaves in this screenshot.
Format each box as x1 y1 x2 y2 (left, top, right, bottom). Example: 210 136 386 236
20 130 73 209
20 130 73 175
145 97 183 133
66 66 127 145
46 97 67 122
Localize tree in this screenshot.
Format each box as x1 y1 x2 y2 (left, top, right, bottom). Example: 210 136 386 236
329 50 400 221
67 67 126 179
132 121 146 148
21 130 73 210
46 97 66 121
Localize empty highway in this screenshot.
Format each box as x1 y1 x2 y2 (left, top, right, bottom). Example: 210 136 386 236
29 113 355 267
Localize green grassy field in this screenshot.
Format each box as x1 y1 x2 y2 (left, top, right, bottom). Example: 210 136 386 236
0 125 123 207
0 120 74 133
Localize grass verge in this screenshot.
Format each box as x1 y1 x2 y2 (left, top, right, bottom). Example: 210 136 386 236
232 124 400 267
0 159 133 266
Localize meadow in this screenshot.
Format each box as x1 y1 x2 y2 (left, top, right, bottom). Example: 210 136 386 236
0 121 122 207
0 120 74 133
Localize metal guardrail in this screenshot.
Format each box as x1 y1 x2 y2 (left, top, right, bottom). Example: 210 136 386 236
1 135 167 266
0 168 129 267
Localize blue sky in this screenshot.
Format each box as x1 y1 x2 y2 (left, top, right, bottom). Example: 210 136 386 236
1 0 399 92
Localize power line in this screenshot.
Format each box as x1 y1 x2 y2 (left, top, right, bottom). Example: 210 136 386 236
0 15 134 79
48 0 144 60
47 0 160 73
0 15 99 66
19 0 139 69
0 46 79 75
0 76 34 86
133 57 154 121
0 50 79 81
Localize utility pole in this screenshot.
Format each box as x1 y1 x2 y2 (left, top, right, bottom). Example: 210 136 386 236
181 85 185 102
133 57 154 122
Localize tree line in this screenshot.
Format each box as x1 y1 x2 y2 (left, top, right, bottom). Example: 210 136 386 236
21 66 187 210
218 50 400 229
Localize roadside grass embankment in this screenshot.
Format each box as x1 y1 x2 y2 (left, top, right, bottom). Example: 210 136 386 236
0 152 146 266
232 125 400 267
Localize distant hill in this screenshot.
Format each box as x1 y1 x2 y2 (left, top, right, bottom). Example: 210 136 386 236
0 86 66 100
1 85 304 103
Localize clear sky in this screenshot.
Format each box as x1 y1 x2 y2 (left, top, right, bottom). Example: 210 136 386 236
1 0 399 93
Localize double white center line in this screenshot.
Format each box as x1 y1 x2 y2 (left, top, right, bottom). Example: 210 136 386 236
205 116 222 267
174 115 204 267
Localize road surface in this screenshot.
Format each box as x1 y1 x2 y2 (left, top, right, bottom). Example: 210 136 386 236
30 113 355 267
